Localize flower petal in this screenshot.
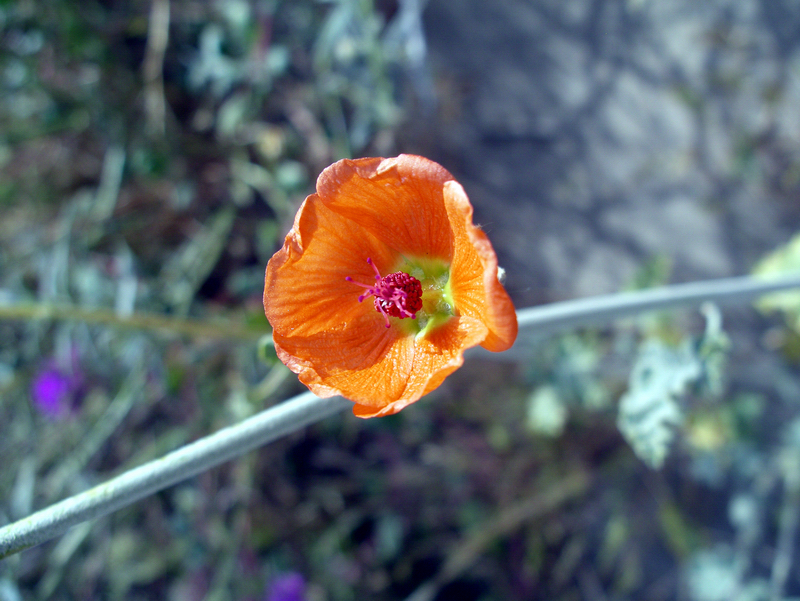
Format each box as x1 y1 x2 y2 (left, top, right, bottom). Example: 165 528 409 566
264 193 395 338
316 155 455 261
444 181 518 351
274 312 488 417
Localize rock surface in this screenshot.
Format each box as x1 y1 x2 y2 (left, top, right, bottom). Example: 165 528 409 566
407 0 800 306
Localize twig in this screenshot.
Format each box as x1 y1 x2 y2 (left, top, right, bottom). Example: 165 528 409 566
770 458 800 601
514 272 800 335
0 392 352 559
143 0 170 137
1 272 800 559
91 146 126 222
0 302 265 342
4 273 798 344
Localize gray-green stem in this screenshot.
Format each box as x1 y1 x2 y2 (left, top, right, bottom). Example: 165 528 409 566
1 272 799 559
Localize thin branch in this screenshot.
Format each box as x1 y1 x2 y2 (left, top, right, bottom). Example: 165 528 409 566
143 0 170 137
0 393 352 559
770 464 800 601
0 302 265 342
1 272 800 559
3 273 797 343
514 272 800 335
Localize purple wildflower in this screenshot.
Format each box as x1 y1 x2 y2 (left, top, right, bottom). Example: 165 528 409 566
31 365 82 419
265 573 306 601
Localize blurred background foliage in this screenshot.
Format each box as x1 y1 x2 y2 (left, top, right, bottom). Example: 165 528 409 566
1 0 800 600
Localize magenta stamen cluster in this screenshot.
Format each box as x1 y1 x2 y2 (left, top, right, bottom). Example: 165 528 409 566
346 258 423 327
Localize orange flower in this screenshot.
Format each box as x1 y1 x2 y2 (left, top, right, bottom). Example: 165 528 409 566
263 155 517 418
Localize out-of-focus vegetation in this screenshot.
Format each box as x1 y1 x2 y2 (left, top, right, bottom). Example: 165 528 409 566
2 1 800 600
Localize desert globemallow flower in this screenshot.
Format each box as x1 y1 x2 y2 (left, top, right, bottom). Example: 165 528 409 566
263 155 517 418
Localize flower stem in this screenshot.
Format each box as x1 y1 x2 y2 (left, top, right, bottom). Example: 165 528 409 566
0 393 351 559
1 272 799 558
0 303 263 341
515 272 800 335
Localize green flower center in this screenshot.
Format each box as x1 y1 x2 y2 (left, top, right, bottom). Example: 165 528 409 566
393 256 455 338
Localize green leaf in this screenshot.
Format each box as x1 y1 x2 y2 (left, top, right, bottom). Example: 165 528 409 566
617 340 700 468
526 385 568 437
752 232 800 331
